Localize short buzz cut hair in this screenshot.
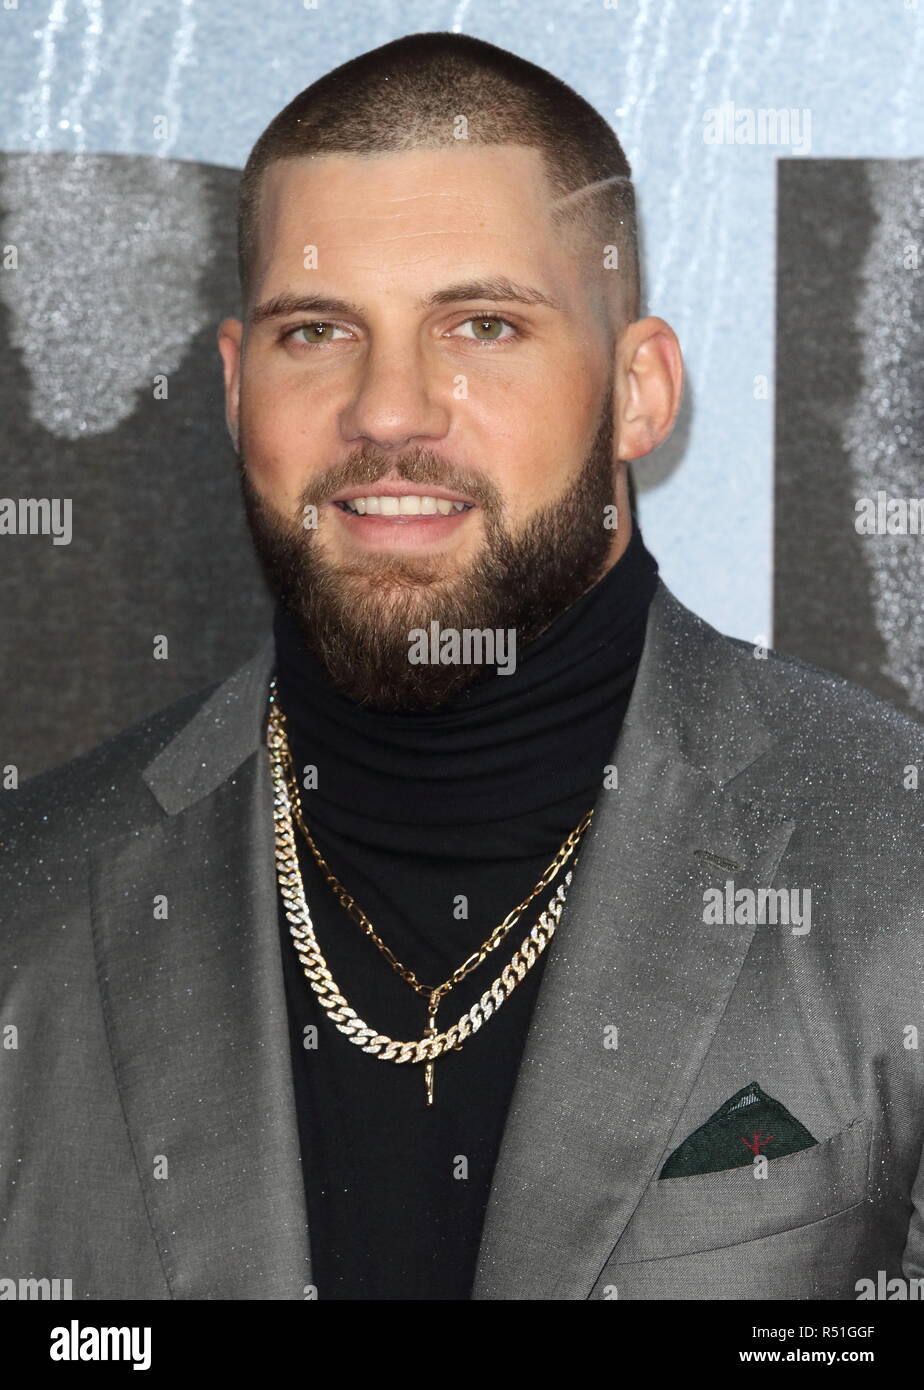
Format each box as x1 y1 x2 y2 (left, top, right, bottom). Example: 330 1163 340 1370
237 31 641 326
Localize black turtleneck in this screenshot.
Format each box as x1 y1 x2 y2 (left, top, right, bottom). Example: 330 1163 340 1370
274 524 659 1300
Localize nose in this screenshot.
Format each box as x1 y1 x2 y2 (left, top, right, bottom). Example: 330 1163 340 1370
339 338 451 451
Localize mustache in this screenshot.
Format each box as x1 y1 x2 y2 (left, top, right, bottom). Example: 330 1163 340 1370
298 448 503 514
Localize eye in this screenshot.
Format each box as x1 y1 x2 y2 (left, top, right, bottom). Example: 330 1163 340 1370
451 315 518 344
284 321 353 347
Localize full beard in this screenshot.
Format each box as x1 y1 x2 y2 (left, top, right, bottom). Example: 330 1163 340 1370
240 392 617 710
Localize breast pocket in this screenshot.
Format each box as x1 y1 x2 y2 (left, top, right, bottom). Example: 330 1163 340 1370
607 1116 871 1264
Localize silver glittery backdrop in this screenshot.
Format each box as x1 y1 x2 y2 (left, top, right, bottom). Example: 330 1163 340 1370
0 152 270 779
0 152 213 439
841 161 924 713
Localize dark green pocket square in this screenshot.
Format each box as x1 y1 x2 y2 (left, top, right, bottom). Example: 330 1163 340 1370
659 1081 818 1178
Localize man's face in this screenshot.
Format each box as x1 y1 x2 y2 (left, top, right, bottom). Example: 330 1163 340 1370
220 144 636 708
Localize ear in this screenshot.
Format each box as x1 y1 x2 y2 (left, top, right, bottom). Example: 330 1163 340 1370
614 316 684 462
217 317 244 452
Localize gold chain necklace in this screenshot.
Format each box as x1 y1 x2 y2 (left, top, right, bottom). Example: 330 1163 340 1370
267 678 594 1104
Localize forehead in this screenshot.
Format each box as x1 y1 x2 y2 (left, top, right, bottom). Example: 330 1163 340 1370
251 144 582 303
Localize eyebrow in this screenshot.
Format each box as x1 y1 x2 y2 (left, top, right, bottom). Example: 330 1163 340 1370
250 277 560 326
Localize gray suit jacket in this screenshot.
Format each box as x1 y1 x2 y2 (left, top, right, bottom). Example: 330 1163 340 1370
2 581 923 1300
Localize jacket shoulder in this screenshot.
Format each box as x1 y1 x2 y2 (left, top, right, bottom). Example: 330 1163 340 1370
728 631 924 758
0 680 220 861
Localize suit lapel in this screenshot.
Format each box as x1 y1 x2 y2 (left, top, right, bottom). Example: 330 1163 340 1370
472 585 796 1299
89 641 312 1299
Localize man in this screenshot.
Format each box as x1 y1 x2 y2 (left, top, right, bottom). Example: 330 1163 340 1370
1 32 922 1302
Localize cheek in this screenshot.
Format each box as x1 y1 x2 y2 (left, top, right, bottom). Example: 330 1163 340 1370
471 366 602 495
239 379 320 506
494 428 593 516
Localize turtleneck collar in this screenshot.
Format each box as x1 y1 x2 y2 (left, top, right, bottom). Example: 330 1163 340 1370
273 523 659 854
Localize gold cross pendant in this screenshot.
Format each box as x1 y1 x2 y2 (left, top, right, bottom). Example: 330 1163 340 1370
423 990 440 1106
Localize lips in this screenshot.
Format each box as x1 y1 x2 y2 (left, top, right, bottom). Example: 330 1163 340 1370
329 492 476 550
327 473 478 548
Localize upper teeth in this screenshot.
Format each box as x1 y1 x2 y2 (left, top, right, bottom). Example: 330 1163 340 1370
340 495 470 516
